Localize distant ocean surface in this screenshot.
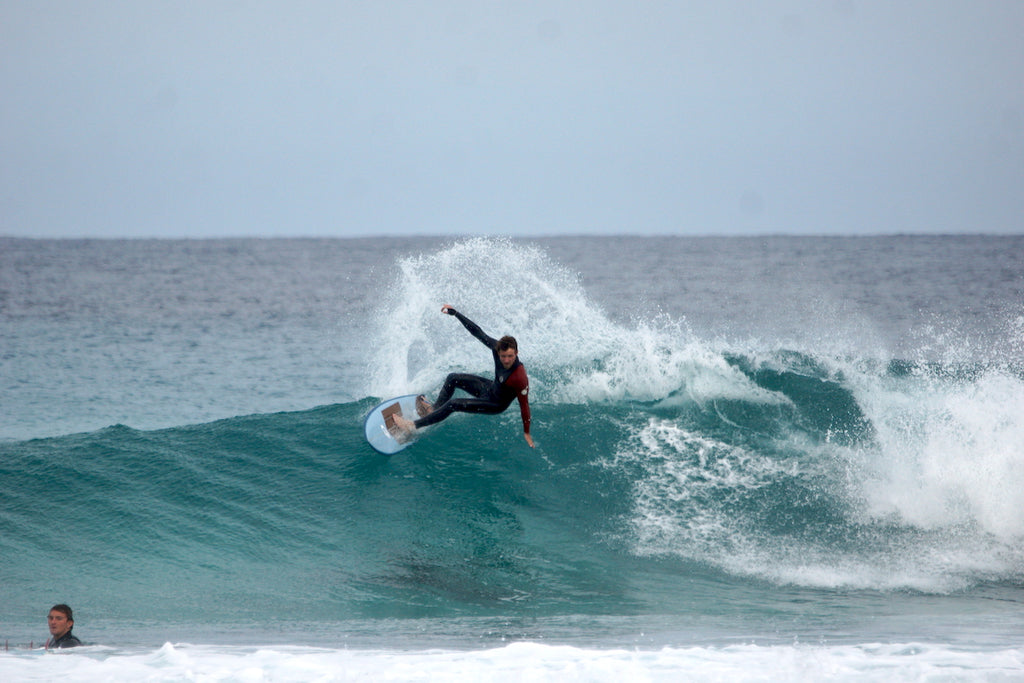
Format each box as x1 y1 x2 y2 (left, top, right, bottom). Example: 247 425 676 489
2 235 1023 681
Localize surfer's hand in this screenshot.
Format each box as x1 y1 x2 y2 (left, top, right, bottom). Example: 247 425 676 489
524 433 535 448
441 305 456 315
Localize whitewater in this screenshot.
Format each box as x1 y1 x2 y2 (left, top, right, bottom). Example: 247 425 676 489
1 235 1023 681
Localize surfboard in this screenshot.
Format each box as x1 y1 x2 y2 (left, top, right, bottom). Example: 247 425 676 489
364 394 420 454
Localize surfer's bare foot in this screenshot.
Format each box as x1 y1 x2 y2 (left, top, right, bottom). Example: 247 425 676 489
390 414 417 441
416 395 433 418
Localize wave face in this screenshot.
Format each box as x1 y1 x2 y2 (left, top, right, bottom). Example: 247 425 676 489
4 239 1024 629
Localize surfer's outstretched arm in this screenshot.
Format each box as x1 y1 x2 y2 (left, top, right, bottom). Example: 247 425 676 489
441 305 497 349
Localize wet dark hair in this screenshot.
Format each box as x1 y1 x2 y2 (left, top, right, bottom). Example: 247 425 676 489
497 335 518 352
50 604 73 622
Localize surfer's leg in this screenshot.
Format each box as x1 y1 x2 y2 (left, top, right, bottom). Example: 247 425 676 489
413 401 455 428
434 373 492 405
415 374 497 429
445 398 506 417
414 397 504 428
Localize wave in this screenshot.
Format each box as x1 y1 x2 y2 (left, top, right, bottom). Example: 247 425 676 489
3 348 1023 623
4 238 1023 624
359 238 1024 588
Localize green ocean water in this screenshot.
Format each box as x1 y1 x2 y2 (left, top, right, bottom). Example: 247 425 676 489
2 236 1023 667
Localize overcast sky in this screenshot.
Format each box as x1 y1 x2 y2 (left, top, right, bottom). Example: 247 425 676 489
2 1 1022 238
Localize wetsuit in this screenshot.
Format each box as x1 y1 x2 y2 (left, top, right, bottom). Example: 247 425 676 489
414 309 531 437
46 631 82 649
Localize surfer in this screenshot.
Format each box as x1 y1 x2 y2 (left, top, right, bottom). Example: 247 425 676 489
393 305 534 448
45 604 82 649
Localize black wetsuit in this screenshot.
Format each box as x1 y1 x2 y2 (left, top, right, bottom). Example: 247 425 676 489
46 631 82 649
413 309 531 435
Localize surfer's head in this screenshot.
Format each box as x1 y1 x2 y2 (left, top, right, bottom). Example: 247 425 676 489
498 336 518 368
48 604 74 638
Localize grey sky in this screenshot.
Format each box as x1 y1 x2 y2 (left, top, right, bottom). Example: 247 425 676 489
2 1 1022 238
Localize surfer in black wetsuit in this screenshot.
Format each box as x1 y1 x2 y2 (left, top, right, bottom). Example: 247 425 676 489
393 305 534 447
46 604 82 649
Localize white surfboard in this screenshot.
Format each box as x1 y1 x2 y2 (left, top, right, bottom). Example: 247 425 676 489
363 394 420 454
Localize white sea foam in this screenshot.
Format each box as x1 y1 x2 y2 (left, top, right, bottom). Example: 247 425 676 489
615 418 810 583
854 366 1024 542
616 356 1024 592
1 641 1020 682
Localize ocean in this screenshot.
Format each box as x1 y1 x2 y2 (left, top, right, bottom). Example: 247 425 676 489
1 235 1023 681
